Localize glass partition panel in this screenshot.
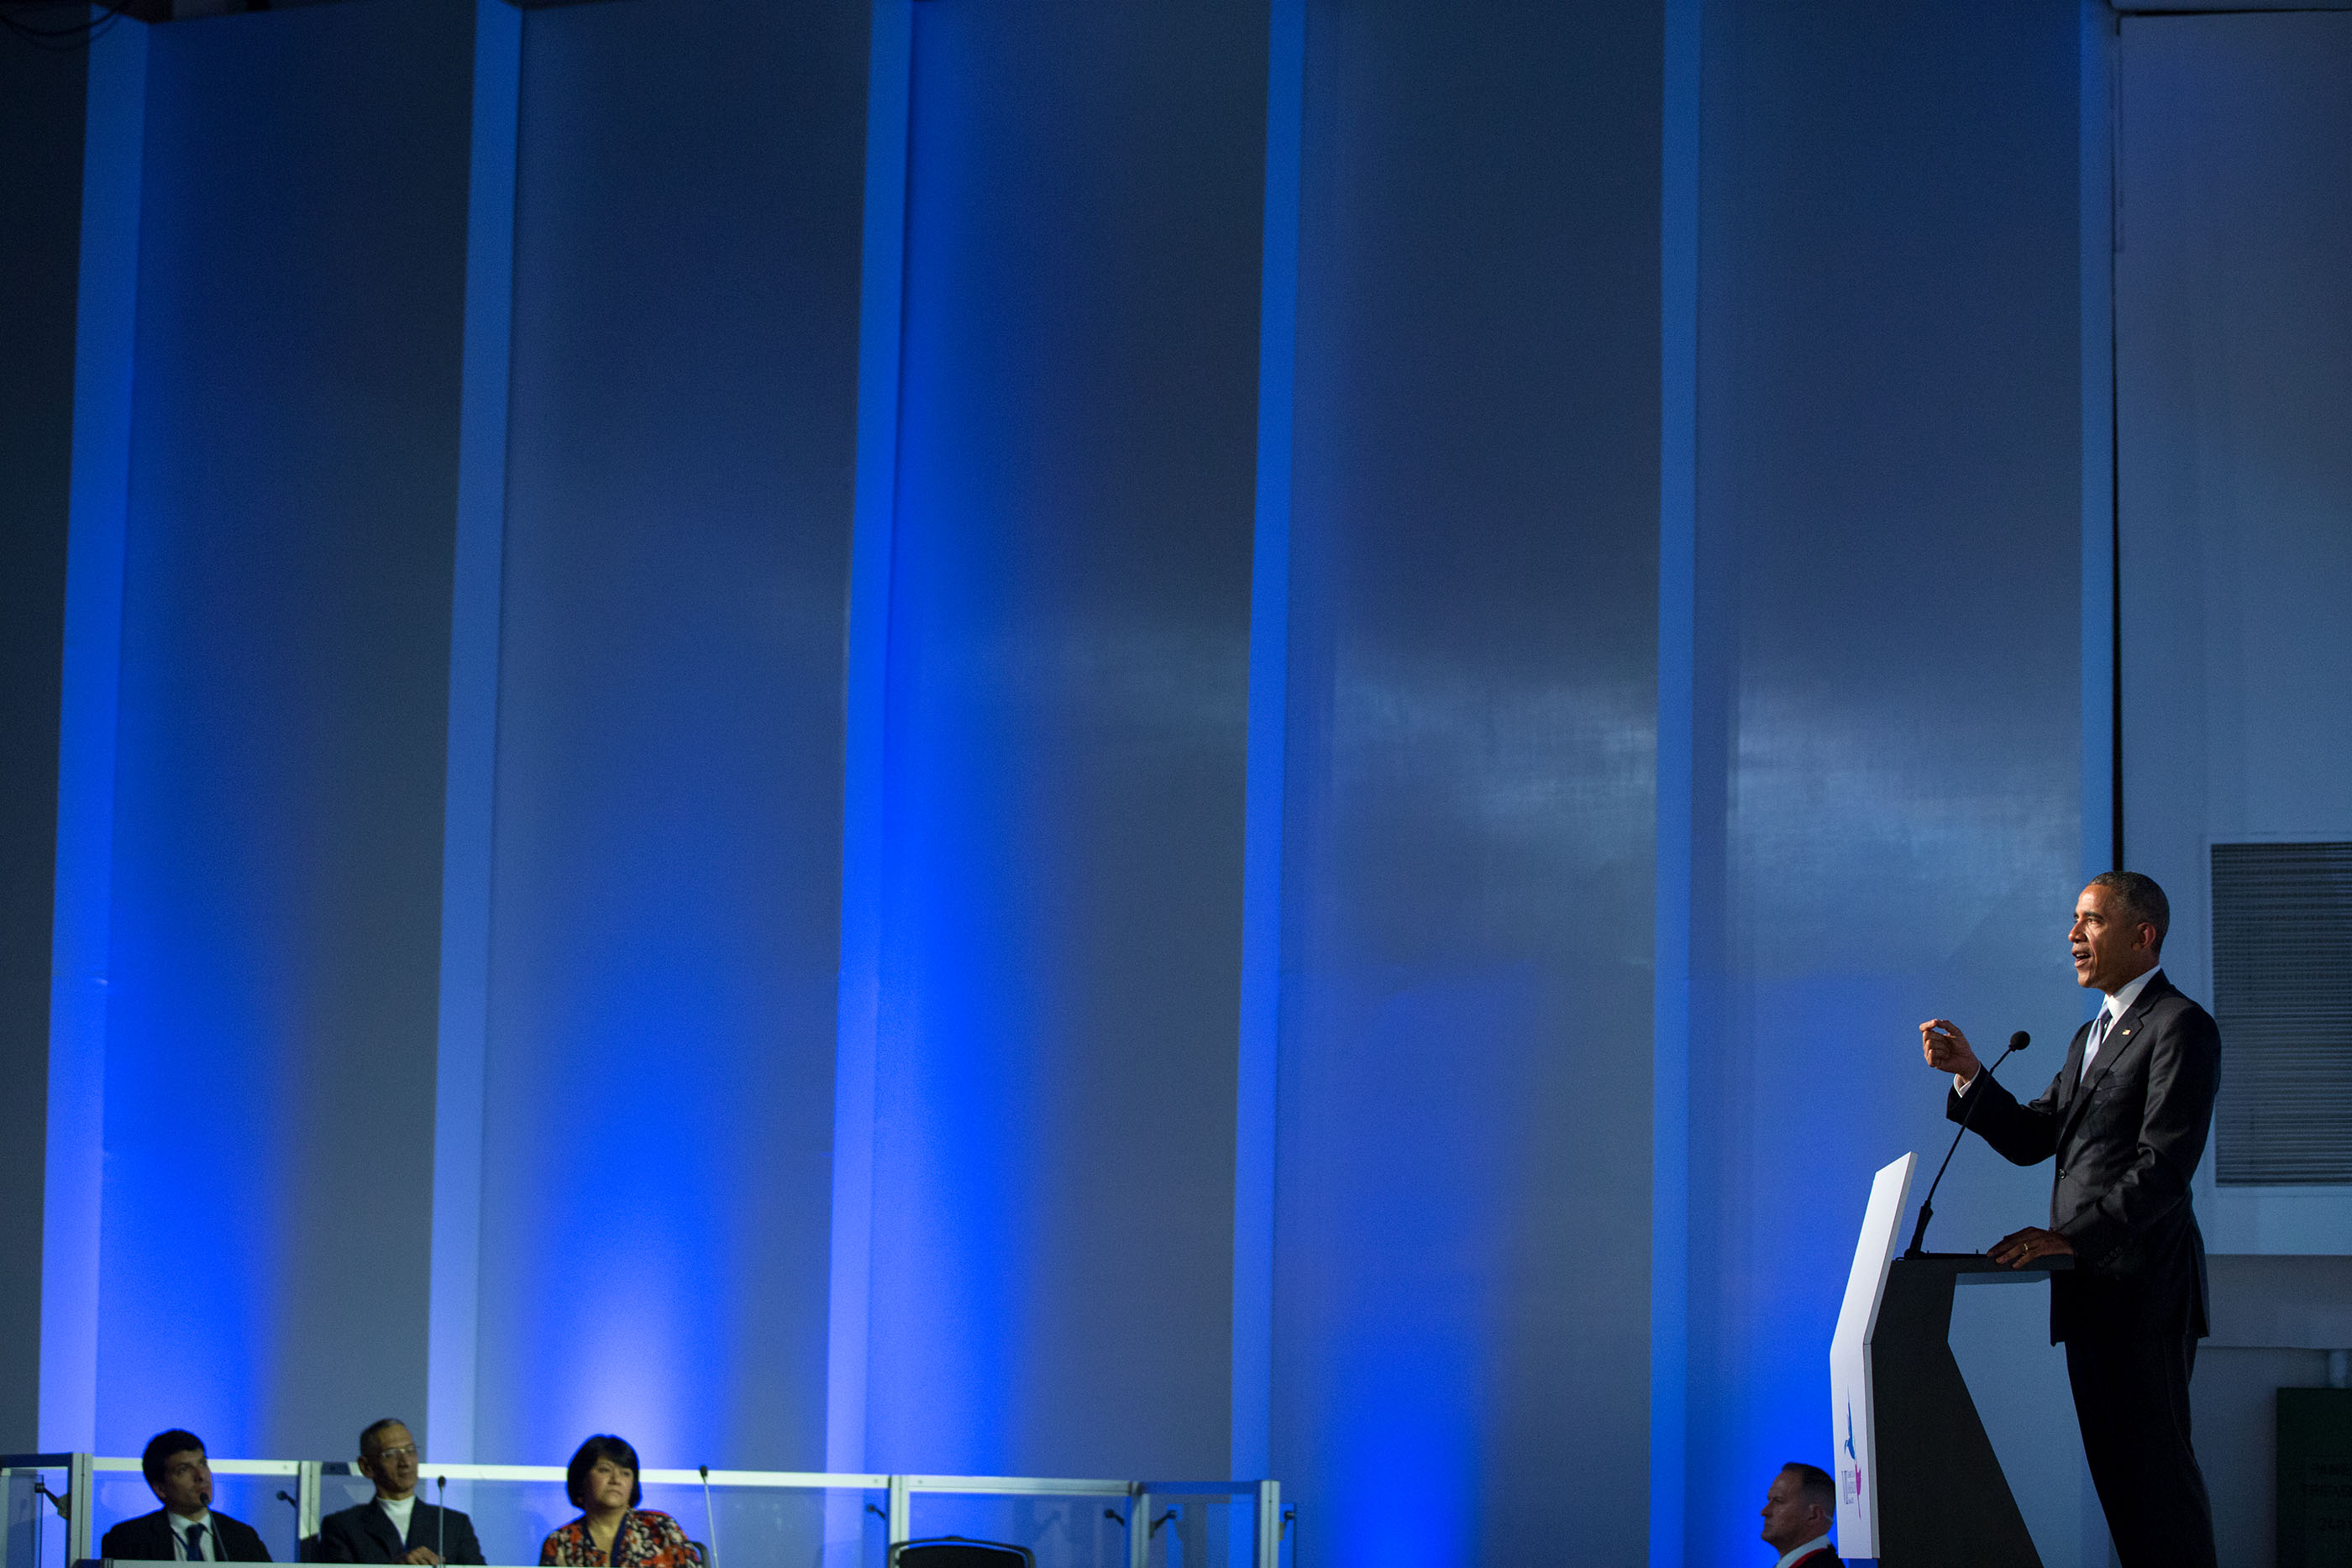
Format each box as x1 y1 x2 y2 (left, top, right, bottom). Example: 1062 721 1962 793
89 1469 305 1564
1134 1495 1246 1568
637 1477 884 1568
335 1475 884 1568
903 1493 1129 1568
452 1475 575 1565
413 1473 571 1565
312 1465 379 1534
3 1465 72 1568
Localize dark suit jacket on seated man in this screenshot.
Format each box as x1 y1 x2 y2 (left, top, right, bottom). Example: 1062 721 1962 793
1919 871 2220 1568
101 1430 272 1561
319 1420 486 1565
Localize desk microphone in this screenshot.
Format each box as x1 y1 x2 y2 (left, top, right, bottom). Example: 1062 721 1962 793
1906 1030 2029 1258
437 1476 448 1564
699 1466 720 1568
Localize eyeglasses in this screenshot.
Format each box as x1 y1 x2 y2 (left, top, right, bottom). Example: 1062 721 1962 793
371 1445 419 1461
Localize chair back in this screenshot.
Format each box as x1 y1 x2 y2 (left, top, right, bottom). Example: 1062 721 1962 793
888 1538 1035 1568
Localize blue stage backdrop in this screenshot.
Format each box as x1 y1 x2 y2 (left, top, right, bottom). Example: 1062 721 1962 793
863 0 1266 1480
1686 1 2088 1560
8 0 2156 1562
92 0 472 1458
475 0 868 1472
1274 1 1662 1562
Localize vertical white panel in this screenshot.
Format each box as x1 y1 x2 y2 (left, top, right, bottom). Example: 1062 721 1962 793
427 0 522 1466
827 0 913 1479
1231 0 1305 1488
41 16 146 1454
1652 0 1700 1557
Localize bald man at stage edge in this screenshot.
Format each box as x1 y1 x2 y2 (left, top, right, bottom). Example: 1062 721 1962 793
1919 871 2220 1568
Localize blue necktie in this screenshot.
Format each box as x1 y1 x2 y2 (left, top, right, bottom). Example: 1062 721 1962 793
2081 1009 2111 1083
185 1524 207 1562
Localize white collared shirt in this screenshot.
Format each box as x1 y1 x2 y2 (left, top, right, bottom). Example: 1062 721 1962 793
2082 966 2160 1082
167 1510 215 1560
1768 1533 1824 1568
1774 1533 1832 1568
379 1493 418 1543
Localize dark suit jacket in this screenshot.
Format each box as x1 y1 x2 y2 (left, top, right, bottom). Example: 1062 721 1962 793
1947 970 2220 1343
318 1501 485 1565
102 1509 273 1562
1788 1549 1840 1568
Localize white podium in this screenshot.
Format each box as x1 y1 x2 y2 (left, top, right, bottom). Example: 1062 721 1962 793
1830 1153 2063 1568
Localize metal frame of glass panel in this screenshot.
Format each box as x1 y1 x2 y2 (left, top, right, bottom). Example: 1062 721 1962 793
0 1460 1281 1568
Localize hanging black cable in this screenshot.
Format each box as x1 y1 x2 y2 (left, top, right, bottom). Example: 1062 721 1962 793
1 0 138 53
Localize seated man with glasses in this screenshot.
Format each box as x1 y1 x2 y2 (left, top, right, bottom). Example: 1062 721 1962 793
101 1430 272 1561
318 1420 486 1565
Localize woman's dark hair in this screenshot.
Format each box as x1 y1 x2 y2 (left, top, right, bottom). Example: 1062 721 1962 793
565 1434 643 1509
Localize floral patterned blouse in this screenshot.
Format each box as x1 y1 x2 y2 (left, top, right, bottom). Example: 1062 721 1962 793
539 1510 697 1568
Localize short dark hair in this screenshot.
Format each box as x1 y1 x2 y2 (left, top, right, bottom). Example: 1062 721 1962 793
2089 870 2171 952
360 1419 408 1459
142 1430 206 1491
565 1434 643 1509
1780 1461 1835 1513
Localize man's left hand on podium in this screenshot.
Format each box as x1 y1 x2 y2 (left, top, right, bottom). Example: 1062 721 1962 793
1989 1226 2075 1268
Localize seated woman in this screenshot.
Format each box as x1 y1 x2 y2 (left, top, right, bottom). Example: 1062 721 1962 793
538 1436 696 1568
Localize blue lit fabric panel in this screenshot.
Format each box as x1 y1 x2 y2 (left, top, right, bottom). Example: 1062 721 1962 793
1687 3 2083 1560
476 0 868 1471
864 0 1264 1479
99 0 472 1457
1275 3 1662 1562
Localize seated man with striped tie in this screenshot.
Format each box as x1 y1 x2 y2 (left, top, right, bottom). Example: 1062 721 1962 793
100 1430 273 1561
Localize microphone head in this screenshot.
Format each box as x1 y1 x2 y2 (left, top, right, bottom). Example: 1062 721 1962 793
2010 1030 2030 1051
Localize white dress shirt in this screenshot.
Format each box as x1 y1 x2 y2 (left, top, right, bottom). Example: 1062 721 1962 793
2081 966 2160 1082
1774 1533 1833 1568
167 1510 216 1560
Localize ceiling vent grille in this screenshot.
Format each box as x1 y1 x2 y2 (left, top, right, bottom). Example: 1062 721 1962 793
2213 842 2352 1185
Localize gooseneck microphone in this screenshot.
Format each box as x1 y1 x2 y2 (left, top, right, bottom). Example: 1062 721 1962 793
436 1475 447 1564
1906 1030 2029 1258
699 1465 720 1568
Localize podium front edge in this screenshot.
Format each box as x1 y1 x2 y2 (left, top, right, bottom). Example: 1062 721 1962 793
1830 1152 1915 1563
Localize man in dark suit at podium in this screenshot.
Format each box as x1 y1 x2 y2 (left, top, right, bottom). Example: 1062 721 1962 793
318 1420 486 1565
1758 1463 1840 1566
100 1430 273 1560
1919 871 2220 1568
